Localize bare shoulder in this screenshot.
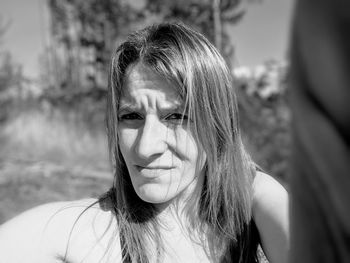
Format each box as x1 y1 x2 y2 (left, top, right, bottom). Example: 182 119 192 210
0 199 102 238
252 172 289 263
1 198 99 227
252 171 288 206
0 198 121 262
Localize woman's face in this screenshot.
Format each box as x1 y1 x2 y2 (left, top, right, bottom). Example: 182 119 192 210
117 63 205 207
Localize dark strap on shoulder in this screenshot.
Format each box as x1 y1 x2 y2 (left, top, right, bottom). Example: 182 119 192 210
222 220 260 263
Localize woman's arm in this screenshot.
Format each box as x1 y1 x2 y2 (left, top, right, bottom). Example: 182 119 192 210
0 199 120 263
0 202 69 262
252 172 289 263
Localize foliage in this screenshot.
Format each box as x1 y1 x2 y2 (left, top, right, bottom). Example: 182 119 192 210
0 53 22 94
0 16 26 122
43 0 250 108
144 0 246 67
235 61 290 182
44 0 144 108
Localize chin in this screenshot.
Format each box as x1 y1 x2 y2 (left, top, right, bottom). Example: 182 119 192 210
135 185 177 205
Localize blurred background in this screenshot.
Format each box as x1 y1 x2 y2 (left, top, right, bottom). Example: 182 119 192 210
0 0 293 223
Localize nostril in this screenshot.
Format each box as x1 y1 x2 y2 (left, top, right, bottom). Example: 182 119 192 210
135 140 166 160
135 121 167 159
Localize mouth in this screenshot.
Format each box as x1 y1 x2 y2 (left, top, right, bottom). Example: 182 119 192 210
135 165 175 171
133 165 176 178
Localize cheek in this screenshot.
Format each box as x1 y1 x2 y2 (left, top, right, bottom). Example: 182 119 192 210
117 128 138 159
175 129 207 172
174 129 200 164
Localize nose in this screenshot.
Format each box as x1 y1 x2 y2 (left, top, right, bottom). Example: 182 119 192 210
135 116 167 160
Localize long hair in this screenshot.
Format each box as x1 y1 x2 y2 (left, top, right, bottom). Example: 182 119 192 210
106 22 257 262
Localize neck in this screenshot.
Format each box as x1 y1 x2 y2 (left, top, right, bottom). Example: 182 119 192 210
154 173 205 234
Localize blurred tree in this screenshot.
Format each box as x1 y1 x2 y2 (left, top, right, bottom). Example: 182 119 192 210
44 0 260 105
235 61 290 181
0 53 23 94
144 0 248 67
0 17 25 122
45 0 143 106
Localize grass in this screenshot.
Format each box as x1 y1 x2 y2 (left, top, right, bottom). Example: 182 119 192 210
0 110 109 169
0 109 113 223
0 160 112 223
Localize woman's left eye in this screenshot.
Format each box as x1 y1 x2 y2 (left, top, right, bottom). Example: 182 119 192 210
165 113 188 122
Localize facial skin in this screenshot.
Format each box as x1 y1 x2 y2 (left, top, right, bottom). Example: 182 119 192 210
117 63 205 209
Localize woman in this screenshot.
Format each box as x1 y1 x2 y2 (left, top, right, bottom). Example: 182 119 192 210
0 23 288 263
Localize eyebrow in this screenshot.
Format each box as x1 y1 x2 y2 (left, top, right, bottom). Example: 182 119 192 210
118 103 185 113
118 103 139 112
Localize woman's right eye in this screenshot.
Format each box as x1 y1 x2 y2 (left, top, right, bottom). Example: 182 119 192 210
118 112 143 121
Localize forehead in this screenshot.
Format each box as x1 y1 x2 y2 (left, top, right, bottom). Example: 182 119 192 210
120 63 182 107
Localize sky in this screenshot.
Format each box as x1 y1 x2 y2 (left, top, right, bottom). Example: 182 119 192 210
0 0 294 79
230 0 294 67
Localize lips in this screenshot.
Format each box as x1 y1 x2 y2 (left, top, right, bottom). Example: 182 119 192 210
135 165 175 170
134 165 176 178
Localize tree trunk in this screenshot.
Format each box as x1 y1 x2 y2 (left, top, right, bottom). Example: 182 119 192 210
212 0 222 52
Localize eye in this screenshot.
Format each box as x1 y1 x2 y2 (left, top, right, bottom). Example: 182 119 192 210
166 113 188 120
118 112 143 121
165 113 189 123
